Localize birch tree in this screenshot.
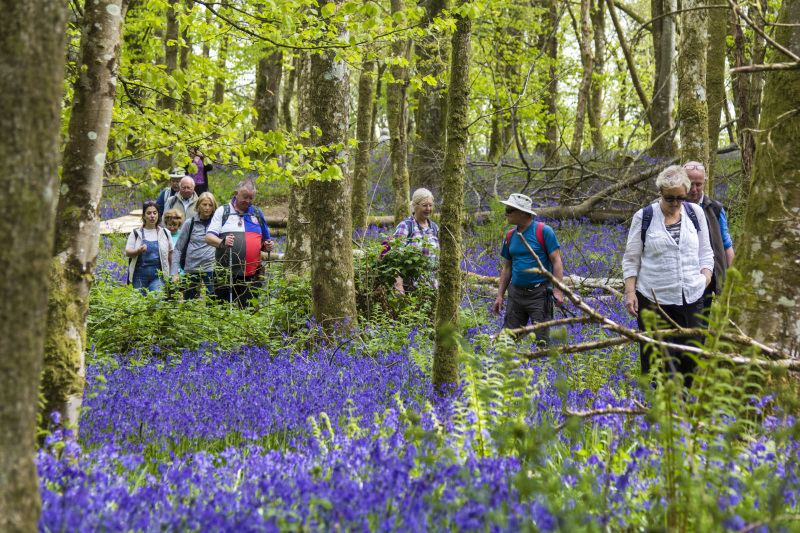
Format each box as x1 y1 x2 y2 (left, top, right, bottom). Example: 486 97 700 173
677 0 709 166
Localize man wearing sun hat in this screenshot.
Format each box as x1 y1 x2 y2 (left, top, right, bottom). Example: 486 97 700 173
156 168 186 219
492 193 564 344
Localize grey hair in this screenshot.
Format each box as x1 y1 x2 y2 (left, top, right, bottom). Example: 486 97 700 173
236 178 256 193
180 176 195 188
411 188 434 206
655 165 691 194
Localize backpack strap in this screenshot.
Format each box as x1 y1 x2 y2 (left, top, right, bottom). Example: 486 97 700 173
221 203 231 227
179 218 195 271
640 204 654 246
535 221 547 256
685 203 701 232
253 207 269 238
505 228 516 248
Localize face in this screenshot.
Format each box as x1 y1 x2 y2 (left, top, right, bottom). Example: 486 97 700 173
234 189 255 212
660 186 688 216
164 214 182 233
414 197 434 220
179 179 195 199
170 178 182 192
685 166 706 203
504 206 530 225
198 199 214 219
143 206 158 227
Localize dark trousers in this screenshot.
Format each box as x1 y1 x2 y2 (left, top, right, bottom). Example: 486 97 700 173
194 181 209 196
216 273 262 309
502 283 553 345
636 291 704 387
182 272 214 300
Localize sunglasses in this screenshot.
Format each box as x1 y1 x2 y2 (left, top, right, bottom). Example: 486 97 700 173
504 207 518 215
662 196 687 203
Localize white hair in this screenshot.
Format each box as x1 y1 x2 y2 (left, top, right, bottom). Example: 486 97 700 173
236 178 256 193
411 188 434 207
655 165 691 194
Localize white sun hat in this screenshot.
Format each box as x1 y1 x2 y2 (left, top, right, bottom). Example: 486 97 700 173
500 193 537 216
168 168 187 178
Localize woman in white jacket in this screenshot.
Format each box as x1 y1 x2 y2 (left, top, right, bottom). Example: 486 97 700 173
622 165 714 386
125 200 174 294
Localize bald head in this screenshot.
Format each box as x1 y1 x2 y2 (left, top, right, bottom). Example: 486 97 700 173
179 177 195 199
683 161 706 203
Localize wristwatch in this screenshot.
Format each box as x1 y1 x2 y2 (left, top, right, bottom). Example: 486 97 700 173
219 239 227 248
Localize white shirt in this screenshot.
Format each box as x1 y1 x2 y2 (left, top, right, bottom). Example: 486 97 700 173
622 201 714 305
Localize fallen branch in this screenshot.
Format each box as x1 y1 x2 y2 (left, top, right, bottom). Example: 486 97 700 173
555 405 649 432
522 336 631 360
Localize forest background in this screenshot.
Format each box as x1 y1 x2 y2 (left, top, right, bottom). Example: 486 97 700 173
1 0 800 530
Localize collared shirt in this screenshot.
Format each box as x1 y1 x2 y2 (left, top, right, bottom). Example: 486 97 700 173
392 216 439 260
697 193 733 249
622 201 714 305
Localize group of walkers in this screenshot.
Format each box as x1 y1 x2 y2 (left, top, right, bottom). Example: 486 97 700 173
123 159 733 386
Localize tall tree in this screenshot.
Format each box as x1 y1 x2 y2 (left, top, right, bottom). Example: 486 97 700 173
43 0 131 427
282 54 298 132
253 46 283 137
588 0 605 151
569 0 594 159
352 50 376 230
212 4 229 105
649 0 676 155
536 0 560 163
387 0 412 222
433 0 472 389
733 0 800 352
410 0 450 191
677 0 708 166
180 0 193 115
156 1 180 171
705 0 728 192
0 1 68 530
308 0 357 330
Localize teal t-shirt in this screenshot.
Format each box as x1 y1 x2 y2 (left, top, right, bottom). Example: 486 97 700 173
500 222 560 286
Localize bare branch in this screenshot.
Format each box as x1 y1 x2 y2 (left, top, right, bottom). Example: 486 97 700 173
555 406 649 432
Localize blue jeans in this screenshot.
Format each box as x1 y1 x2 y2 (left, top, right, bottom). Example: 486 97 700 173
132 267 164 295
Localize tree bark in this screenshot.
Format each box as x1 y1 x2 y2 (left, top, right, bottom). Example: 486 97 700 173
608 0 652 133
677 0 708 166
212 13 228 105
0 1 68 531
588 0 606 152
649 0 676 156
387 0 412 222
282 54 298 133
283 52 312 278
308 0 357 330
371 62 387 144
352 51 375 230
43 0 129 429
410 0 450 191
732 0 800 355
254 46 283 136
705 0 728 191
570 0 594 159
433 0 472 390
180 0 192 115
157 2 179 171
536 0 560 164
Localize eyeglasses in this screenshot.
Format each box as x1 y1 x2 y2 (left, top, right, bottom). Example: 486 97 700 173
683 164 705 171
662 196 687 203
504 207 518 215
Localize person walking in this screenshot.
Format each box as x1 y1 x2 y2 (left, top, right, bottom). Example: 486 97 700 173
187 147 213 196
492 193 564 345
391 188 439 294
622 165 714 387
164 176 199 220
156 170 184 219
205 179 274 308
125 200 174 294
684 161 735 310
171 192 218 299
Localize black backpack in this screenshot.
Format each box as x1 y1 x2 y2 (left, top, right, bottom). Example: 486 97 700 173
641 203 700 247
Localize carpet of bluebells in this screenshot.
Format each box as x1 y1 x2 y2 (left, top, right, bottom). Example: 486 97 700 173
37 155 799 531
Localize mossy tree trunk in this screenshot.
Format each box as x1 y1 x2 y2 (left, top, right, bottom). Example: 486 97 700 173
157 1 179 172
732 0 800 355
677 0 708 166
569 0 594 160
433 0 472 390
212 3 229 105
387 0 412 222
352 49 375 231
410 0 450 191
180 0 193 115
254 45 283 138
284 52 312 278
535 0 560 164
307 2 357 330
43 0 131 428
588 0 605 152
282 54 298 133
649 0 676 157
0 1 68 530
705 0 728 192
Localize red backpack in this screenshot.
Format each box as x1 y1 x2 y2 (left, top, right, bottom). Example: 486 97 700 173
504 221 547 259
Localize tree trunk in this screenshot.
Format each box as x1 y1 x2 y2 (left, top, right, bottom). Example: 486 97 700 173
649 0 676 156
43 0 130 429
705 0 728 191
410 0 450 191
157 2 179 171
352 51 375 230
387 0 411 222
677 0 708 166
0 2 67 531
282 54 298 133
588 0 605 152
308 0 357 330
283 52 312 278
732 0 800 355
433 0 472 390
570 0 594 159
180 0 192 115
536 0 560 164
254 46 283 136
212 24 228 104
371 62 387 144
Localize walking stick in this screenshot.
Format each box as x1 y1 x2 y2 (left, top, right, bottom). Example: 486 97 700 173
266 250 271 309
228 244 233 311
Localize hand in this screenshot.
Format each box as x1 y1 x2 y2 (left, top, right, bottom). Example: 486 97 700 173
393 277 405 295
262 239 274 252
553 288 564 307
172 275 180 284
138 244 147 255
702 270 712 288
625 292 638 318
492 295 504 316
223 235 234 247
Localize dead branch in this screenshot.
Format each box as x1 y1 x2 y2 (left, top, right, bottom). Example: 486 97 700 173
522 336 630 360
555 406 649 432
